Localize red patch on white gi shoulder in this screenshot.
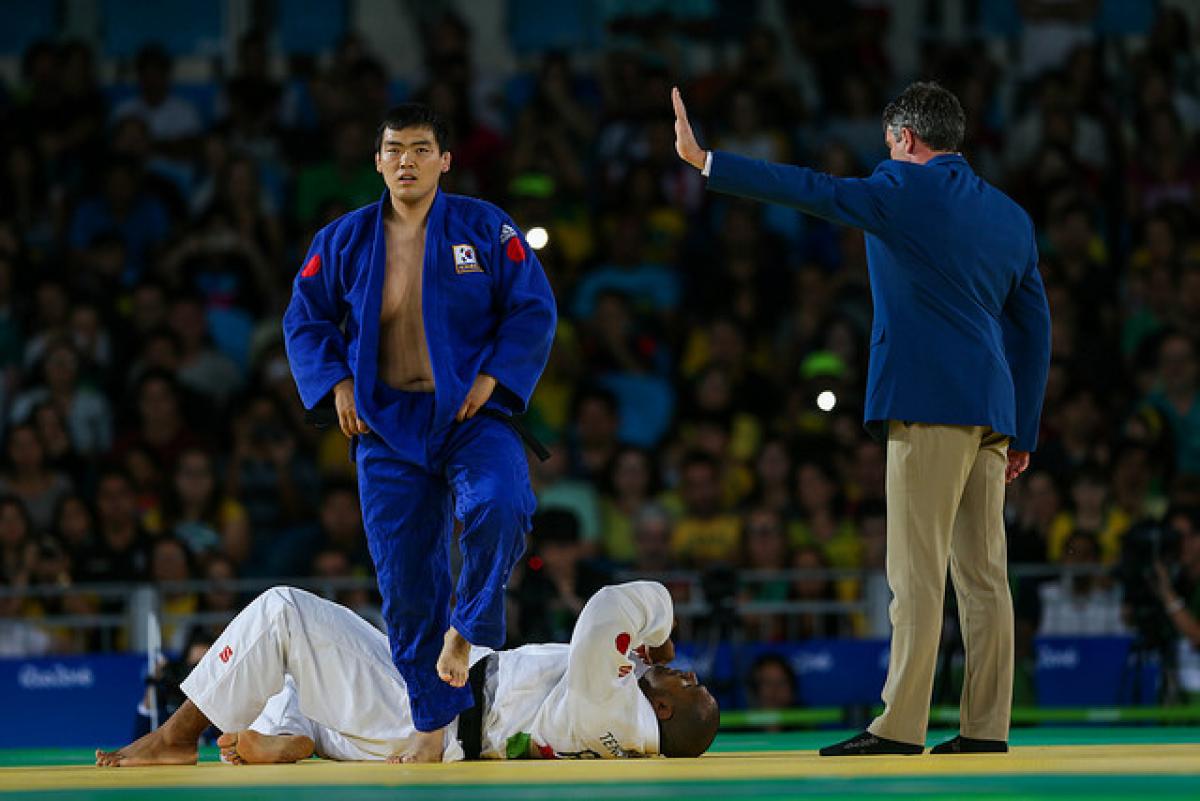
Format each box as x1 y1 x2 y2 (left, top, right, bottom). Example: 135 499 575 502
300 253 322 278
218 645 233 663
505 236 526 262
615 632 631 654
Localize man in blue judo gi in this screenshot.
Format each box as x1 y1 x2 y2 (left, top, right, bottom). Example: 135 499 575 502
283 104 556 762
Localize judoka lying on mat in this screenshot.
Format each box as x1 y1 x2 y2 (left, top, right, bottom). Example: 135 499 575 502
95 581 719 766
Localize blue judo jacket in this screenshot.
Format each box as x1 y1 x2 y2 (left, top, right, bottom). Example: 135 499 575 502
283 189 557 453
707 151 1052 452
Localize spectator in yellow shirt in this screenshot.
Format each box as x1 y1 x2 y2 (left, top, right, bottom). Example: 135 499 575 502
670 452 741 567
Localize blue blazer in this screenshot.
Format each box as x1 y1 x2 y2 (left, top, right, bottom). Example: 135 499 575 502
708 151 1051 451
283 190 557 455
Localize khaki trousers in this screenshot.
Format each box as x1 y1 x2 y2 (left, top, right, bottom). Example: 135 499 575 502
867 421 1013 745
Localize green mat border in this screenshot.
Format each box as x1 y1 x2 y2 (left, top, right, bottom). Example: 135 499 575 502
4 728 1198 768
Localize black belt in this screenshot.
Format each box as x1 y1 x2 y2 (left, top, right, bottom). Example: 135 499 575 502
477 409 550 461
458 653 495 760
306 406 549 463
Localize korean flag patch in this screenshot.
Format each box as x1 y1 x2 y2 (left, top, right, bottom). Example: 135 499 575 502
453 243 482 274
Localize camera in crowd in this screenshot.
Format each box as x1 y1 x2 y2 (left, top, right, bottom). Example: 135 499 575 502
1117 515 1184 645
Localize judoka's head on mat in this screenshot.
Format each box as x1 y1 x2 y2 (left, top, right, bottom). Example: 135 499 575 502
375 103 451 205
639 666 720 757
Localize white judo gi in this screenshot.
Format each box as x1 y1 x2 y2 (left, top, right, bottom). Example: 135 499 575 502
179 581 674 761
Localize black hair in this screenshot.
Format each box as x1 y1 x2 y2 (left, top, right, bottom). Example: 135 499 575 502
96 462 135 489
857 498 887 522
1062 529 1100 559
53 493 96 541
601 445 662 498
321 480 360 506
150 535 196 580
1166 505 1200 533
570 385 620 420
134 44 171 75
0 494 33 538
882 81 966 152
21 39 55 79
1071 461 1108 488
658 689 720 758
1 423 47 483
375 104 450 153
135 367 183 400
750 652 798 698
184 627 216 652
142 325 182 353
531 508 581 547
680 450 721 476
161 446 221 529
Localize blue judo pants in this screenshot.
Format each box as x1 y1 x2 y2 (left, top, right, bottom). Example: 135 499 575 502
354 385 533 732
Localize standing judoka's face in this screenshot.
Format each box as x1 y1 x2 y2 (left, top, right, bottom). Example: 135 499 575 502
376 125 451 203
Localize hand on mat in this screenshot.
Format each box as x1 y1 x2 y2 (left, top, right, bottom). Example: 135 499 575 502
1005 449 1030 484
457 373 497 422
334 378 369 437
672 87 707 171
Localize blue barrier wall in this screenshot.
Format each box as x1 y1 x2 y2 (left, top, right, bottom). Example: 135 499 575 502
0 654 146 749
1035 636 1160 706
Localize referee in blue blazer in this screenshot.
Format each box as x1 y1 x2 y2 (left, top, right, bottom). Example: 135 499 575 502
674 82 1051 755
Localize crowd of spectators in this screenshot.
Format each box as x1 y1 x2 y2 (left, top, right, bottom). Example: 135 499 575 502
1 2 1200 704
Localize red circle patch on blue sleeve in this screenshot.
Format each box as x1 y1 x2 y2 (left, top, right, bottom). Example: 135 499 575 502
300 253 322 277
506 236 526 262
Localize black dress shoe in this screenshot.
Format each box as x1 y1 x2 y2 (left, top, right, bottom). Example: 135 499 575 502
930 735 1008 754
819 731 923 756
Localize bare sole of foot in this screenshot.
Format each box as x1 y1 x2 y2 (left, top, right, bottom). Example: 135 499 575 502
217 730 314 765
437 626 471 688
386 729 445 763
95 730 198 767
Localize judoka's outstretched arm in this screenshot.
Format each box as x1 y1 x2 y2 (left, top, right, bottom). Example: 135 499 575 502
282 227 354 412
479 222 558 413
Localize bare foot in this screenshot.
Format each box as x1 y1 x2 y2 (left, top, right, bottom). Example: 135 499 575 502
386 729 445 763
437 626 471 688
95 729 198 767
217 730 314 765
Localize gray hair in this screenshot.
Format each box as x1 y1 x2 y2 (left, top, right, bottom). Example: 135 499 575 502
881 81 965 152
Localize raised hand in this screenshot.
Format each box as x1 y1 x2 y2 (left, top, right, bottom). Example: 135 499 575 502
672 87 707 171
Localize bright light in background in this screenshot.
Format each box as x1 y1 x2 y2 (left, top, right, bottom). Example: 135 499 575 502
527 227 549 250
816 390 837 412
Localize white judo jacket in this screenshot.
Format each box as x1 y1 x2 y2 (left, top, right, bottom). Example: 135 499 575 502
180 581 674 761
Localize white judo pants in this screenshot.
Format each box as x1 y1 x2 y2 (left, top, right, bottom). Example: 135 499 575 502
180 586 466 761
